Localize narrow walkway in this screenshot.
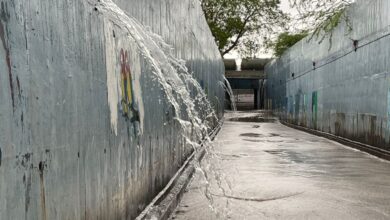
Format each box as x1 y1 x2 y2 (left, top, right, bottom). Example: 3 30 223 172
170 111 390 220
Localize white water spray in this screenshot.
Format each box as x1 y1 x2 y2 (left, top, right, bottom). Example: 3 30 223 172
220 77 237 112
95 0 233 218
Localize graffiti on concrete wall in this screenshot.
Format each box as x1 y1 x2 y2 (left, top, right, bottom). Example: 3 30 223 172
104 20 145 136
266 0 390 150
119 49 139 123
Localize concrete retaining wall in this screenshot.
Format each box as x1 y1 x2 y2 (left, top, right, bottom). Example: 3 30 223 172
0 0 224 219
266 0 390 151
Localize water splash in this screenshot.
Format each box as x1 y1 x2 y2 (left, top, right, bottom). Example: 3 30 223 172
220 77 237 112
95 0 232 218
97 0 213 134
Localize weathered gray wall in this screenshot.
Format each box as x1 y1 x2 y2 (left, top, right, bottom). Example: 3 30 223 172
266 0 390 151
0 0 224 219
113 0 225 115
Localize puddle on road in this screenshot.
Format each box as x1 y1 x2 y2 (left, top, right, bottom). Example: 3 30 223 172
269 133 281 137
243 139 285 143
217 153 250 159
240 133 263 137
264 149 306 164
229 116 277 123
240 133 282 138
242 139 262 143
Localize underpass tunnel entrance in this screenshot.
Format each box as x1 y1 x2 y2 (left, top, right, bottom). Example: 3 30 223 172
225 78 266 110
233 89 258 111
224 59 269 111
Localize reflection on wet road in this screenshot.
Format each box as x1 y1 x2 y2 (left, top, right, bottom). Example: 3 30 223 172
170 111 390 220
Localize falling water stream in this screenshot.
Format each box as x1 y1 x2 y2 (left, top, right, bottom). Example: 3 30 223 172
220 77 237 112
94 0 236 218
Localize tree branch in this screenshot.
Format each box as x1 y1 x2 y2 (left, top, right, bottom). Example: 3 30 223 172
221 11 256 56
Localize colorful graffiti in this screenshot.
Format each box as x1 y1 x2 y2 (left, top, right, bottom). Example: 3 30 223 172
120 49 139 122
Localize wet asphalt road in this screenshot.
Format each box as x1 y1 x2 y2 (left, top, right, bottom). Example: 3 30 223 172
170 112 390 220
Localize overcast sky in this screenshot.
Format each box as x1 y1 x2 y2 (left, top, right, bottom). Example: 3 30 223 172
280 0 293 13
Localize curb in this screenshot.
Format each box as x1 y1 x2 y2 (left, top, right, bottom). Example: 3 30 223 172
280 121 390 161
135 120 224 220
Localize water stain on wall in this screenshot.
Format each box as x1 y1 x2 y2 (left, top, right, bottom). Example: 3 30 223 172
334 112 346 136
16 153 32 169
0 2 14 110
39 161 47 220
311 91 318 129
23 171 32 217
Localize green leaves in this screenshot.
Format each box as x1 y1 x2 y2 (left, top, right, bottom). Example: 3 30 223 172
201 0 354 57
201 0 286 57
271 32 308 57
289 0 353 46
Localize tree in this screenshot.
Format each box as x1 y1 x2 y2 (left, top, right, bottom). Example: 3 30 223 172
201 0 287 57
239 39 261 59
201 0 357 57
271 32 308 57
288 0 354 43
264 0 355 57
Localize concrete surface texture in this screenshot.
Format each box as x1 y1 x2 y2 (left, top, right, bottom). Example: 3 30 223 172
266 0 390 151
170 111 390 220
0 0 223 219
114 0 225 111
